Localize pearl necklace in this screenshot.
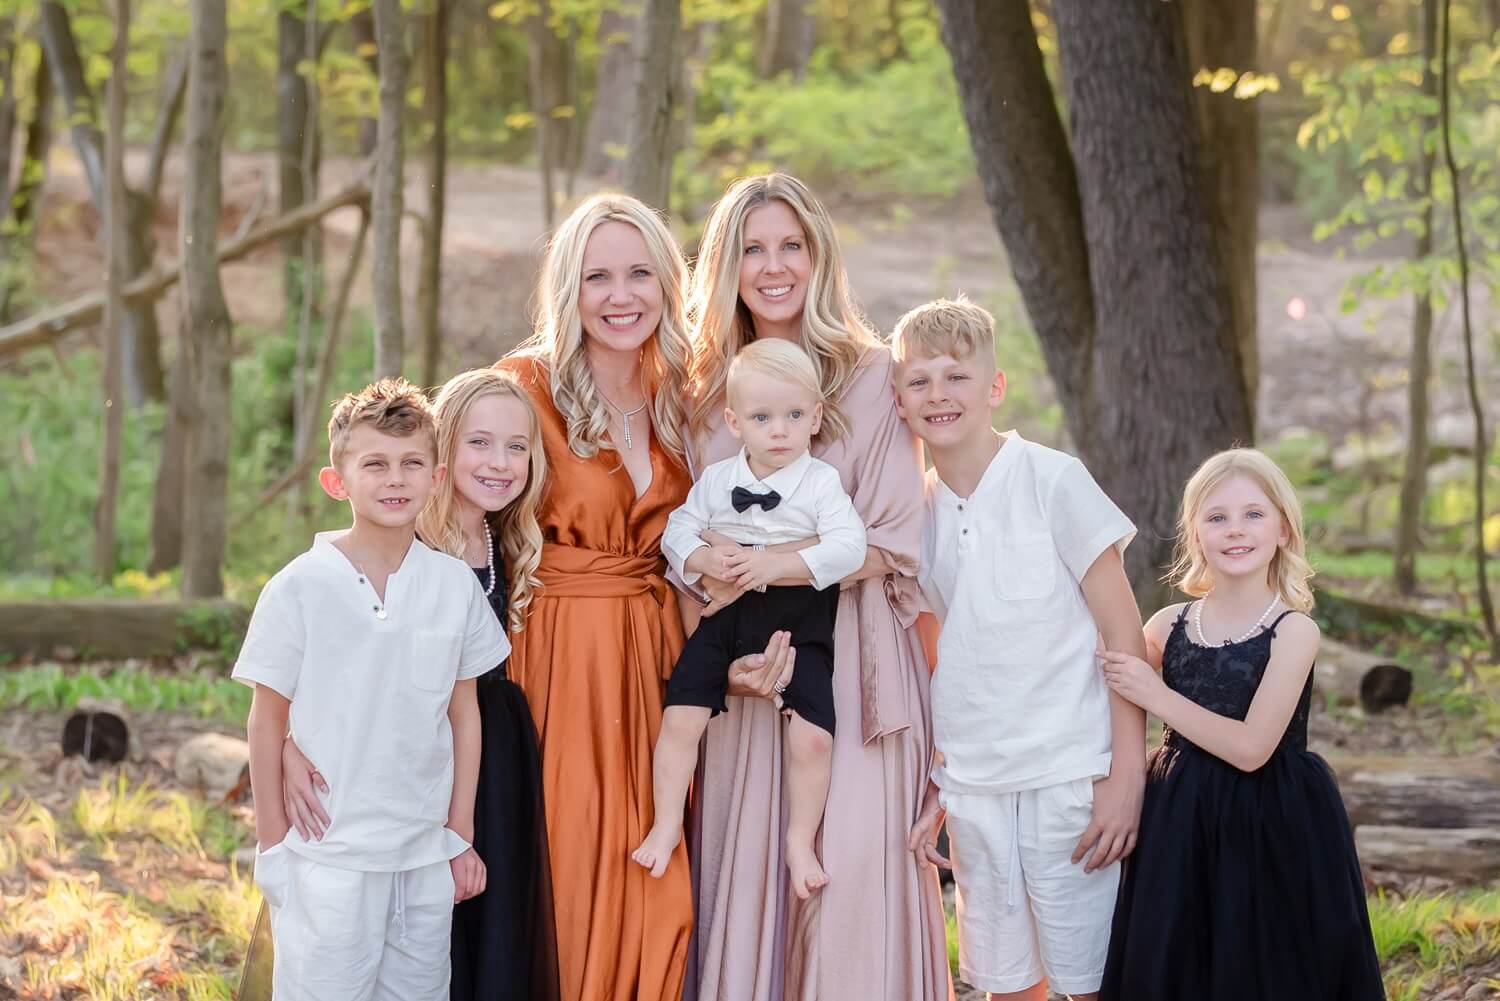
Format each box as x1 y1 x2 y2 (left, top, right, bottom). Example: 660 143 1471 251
479 520 497 597
1193 593 1280 646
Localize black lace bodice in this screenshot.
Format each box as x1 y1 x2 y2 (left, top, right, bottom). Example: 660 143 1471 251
1159 605 1312 756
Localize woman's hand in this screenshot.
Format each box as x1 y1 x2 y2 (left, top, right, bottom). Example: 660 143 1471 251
1098 650 1169 715
725 630 796 701
699 573 747 617
282 737 330 841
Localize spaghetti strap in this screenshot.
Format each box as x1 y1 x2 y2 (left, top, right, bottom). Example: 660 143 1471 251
1174 601 1196 628
1265 608 1299 635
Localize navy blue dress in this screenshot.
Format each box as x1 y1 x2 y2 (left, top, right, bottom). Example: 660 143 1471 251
1100 606 1385 1001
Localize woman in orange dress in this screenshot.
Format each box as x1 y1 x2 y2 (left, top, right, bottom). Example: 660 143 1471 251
496 193 696 1001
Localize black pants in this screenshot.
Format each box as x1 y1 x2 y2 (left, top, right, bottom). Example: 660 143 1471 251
665 584 838 735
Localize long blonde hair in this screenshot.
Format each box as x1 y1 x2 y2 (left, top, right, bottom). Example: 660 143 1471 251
515 192 691 464
418 369 548 633
1169 448 1316 613
686 173 880 442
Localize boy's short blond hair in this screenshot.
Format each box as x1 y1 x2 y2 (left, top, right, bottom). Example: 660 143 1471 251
327 377 438 468
726 338 823 410
891 296 995 365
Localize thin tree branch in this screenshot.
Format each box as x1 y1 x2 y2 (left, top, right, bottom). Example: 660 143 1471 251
143 49 189 211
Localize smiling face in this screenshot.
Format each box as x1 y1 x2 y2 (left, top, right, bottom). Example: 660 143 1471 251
1194 474 1291 587
449 392 532 516
737 199 812 337
321 424 440 529
892 349 1005 452
724 371 822 476
578 220 664 355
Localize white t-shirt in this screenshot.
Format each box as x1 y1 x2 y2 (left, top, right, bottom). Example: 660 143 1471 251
232 531 509 871
662 448 866 592
920 433 1135 794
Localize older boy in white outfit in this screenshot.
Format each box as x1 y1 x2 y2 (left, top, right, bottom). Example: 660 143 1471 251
892 299 1148 1001
235 379 508 1001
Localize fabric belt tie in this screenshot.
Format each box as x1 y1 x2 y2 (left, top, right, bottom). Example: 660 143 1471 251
536 543 670 604
853 573 921 744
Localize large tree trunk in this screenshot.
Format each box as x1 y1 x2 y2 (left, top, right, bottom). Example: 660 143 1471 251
758 0 815 81
621 0 680 212
417 0 447 390
936 0 1254 608
933 0 1095 451
526 1 570 226
39 0 166 406
95 0 131 583
179 0 233 599
1394 0 1440 597
371 0 406 378
580 5 636 179
277 7 315 316
1182 0 1258 424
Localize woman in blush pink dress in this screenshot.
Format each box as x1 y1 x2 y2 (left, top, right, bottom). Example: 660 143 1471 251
679 173 953 1001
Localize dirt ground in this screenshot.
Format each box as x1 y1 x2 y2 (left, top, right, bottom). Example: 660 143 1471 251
19 147 1498 455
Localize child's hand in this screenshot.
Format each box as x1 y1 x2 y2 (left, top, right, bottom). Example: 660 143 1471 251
722 550 795 592
1073 770 1144 873
1098 650 1168 714
282 737 331 841
450 847 486 903
906 782 949 870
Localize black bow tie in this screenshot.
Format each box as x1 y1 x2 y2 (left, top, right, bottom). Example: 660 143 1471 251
731 485 782 513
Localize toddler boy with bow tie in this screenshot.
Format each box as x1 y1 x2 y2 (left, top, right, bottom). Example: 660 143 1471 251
633 339 866 900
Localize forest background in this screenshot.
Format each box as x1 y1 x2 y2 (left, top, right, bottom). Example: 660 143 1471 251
1 0 1500 998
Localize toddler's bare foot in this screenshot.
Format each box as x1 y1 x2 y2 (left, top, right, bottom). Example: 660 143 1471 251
631 825 680 878
786 842 828 900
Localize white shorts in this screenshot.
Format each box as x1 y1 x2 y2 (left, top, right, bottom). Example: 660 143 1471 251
941 778 1119 995
254 843 456 1001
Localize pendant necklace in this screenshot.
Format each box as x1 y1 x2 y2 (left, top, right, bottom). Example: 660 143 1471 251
597 386 648 449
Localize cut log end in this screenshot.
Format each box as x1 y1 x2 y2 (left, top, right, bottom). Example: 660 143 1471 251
62 698 131 763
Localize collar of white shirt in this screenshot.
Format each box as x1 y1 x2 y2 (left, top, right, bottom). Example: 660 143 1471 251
732 446 814 498
311 530 425 578
933 429 1023 506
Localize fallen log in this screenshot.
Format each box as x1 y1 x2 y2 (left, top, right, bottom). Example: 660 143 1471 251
0 599 247 660
0 173 371 359
62 697 132 763
1326 753 1500 829
1315 639 1413 711
1354 825 1500 880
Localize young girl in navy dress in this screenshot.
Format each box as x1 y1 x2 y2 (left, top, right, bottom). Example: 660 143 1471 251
266 369 561 1001
1097 448 1384 1001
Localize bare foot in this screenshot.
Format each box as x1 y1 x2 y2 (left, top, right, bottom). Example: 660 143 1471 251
786 842 828 900
630 825 680 879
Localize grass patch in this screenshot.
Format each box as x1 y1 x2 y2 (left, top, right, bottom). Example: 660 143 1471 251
0 663 251 725
1369 888 1500 994
72 773 248 861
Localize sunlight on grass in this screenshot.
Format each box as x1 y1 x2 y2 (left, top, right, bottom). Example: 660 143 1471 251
71 773 241 859
0 787 61 868
1370 888 1500 995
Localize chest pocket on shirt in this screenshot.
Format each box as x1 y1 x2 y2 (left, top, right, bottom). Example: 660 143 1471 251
412 629 462 693
994 534 1057 601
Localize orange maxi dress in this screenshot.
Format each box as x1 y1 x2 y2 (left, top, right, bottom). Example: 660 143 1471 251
496 353 694 1001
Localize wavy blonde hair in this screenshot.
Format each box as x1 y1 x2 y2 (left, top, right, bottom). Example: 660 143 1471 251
1169 448 1316 613
417 369 548 633
686 173 880 442
515 192 690 464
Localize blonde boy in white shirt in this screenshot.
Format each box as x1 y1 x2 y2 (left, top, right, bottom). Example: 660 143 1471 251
891 299 1148 1001
235 379 508 1001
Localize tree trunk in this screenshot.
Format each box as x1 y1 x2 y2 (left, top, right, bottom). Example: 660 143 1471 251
0 18 17 216
95 0 131 583
1394 0 1439 597
1182 0 1258 425
580 5 636 178
371 0 406 378
621 0 680 212
758 0 815 81
39 0 166 406
146 343 190 573
179 0 233 599
417 0 447 390
5 47 51 245
526 2 569 227
936 0 1254 609
933 0 1095 451
1355 826 1500 880
278 8 313 315
349 6 380 157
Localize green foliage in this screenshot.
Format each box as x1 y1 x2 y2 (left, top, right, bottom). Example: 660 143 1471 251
0 664 251 724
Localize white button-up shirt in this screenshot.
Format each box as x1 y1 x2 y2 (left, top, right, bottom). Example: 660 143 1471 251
233 531 508 871
663 448 866 592
920 432 1135 794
